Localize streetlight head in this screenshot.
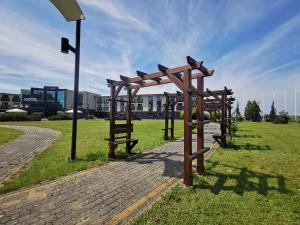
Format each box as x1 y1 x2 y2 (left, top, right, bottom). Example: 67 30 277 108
61 37 70 54
50 0 85 22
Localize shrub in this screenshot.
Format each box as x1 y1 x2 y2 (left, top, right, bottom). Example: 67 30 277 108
264 114 271 122
274 111 289 124
0 113 43 122
85 115 95 120
48 114 72 121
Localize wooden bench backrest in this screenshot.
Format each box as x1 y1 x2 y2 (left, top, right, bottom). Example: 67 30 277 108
112 124 133 134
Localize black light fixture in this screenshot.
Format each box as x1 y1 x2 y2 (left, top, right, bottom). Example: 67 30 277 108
50 0 85 161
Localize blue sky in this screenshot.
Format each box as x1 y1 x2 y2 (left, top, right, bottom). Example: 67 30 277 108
0 0 300 114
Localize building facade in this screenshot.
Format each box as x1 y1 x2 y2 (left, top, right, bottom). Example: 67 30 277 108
100 94 184 119
0 93 21 112
21 87 101 115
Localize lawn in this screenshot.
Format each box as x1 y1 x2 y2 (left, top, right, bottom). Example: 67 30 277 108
131 122 300 225
0 119 183 193
0 127 24 145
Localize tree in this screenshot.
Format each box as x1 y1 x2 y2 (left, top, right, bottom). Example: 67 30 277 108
244 100 262 122
268 100 277 122
234 101 243 121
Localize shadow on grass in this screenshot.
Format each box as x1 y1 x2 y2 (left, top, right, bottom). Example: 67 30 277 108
193 161 288 196
228 143 272 151
235 134 262 138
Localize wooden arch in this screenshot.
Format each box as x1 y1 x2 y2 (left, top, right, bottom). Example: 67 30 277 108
105 56 214 186
205 87 235 146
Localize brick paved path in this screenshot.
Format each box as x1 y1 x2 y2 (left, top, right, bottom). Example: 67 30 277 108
0 123 219 225
0 125 60 184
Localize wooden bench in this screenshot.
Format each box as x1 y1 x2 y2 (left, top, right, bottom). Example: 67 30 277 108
105 124 138 158
213 133 229 147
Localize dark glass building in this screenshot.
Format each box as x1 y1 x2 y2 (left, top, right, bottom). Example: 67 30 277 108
21 86 70 115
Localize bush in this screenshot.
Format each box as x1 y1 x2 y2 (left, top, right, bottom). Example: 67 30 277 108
48 114 72 121
85 115 95 120
0 113 43 122
274 111 289 124
264 114 271 122
180 108 210 120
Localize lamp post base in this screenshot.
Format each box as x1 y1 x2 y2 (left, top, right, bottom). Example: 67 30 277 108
68 156 76 162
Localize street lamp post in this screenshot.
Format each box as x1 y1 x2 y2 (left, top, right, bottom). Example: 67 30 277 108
50 0 85 161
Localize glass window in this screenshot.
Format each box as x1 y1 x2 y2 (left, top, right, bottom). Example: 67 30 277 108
131 104 135 111
78 93 83 106
148 96 153 112
32 89 44 100
157 95 161 113
137 96 143 103
176 102 184 111
137 103 143 111
57 90 65 110
120 97 125 112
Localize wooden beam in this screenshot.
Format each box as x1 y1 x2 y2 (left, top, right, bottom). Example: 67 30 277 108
132 87 140 98
108 57 210 87
114 84 124 98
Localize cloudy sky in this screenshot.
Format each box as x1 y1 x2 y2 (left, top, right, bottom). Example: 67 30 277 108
0 0 300 114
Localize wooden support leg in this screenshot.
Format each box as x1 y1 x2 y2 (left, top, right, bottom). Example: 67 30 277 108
171 105 175 140
196 77 205 175
183 69 193 186
109 86 116 158
126 88 132 154
164 95 169 140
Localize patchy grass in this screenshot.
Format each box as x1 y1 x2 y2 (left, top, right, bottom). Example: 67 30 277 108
0 119 183 193
0 127 23 145
131 122 300 225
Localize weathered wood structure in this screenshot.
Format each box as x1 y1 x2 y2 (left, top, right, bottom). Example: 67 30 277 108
105 56 214 186
163 91 183 140
205 87 235 147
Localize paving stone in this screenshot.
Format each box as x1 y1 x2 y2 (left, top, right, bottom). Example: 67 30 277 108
0 125 60 183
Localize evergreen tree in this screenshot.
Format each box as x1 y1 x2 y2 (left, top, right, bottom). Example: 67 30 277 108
244 100 262 122
234 101 243 121
269 100 277 122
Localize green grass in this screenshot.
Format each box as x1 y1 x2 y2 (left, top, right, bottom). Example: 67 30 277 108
0 127 23 145
0 119 183 193
131 122 300 225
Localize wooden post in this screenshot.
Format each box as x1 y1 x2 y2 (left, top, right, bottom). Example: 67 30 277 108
108 86 116 158
164 94 169 140
171 102 175 140
196 77 204 174
183 69 193 186
228 98 232 135
126 88 132 153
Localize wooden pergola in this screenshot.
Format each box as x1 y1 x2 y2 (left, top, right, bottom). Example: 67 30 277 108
163 91 183 140
205 87 235 147
105 56 213 186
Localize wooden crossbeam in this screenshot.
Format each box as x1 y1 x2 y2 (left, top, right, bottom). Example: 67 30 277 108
206 88 222 100
136 70 147 77
114 85 124 98
108 56 211 87
150 77 162 82
132 87 140 98
106 79 118 86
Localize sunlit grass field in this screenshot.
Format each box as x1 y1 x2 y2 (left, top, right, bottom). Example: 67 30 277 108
0 127 23 145
0 119 184 193
131 122 300 225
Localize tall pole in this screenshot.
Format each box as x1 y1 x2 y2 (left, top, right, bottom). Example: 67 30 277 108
284 88 287 112
262 95 265 115
295 87 297 121
70 20 81 161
